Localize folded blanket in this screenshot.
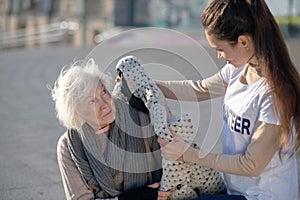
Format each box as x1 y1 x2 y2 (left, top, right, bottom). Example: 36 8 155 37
113 56 226 200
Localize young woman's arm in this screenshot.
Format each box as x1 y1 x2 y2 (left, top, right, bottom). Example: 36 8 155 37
155 72 227 102
182 121 281 177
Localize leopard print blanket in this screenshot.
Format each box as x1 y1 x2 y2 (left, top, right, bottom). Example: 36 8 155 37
113 56 226 199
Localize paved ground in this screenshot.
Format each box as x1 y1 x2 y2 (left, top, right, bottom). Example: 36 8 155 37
0 45 90 200
0 30 299 200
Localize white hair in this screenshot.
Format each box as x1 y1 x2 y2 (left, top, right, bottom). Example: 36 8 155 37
51 58 112 130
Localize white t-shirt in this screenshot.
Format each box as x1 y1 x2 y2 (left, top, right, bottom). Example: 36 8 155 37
220 64 298 200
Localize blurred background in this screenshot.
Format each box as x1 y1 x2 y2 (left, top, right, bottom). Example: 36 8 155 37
0 1 300 200
0 0 300 49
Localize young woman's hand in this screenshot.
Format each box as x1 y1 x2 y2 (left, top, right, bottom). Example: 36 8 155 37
157 134 189 161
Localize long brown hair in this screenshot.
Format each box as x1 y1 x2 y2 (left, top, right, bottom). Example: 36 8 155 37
202 0 300 155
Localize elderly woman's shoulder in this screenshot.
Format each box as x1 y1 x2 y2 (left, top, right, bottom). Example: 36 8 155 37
57 131 69 152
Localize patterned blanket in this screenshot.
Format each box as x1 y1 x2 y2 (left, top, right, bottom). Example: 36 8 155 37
113 56 226 200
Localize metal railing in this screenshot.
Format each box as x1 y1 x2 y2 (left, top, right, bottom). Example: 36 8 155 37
0 21 79 49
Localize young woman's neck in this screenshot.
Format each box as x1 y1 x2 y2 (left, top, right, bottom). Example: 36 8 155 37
240 56 263 85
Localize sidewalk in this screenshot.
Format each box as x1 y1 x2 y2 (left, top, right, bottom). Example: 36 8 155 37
0 45 90 200
0 31 299 200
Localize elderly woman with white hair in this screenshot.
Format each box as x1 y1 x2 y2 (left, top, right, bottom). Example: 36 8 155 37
52 59 171 200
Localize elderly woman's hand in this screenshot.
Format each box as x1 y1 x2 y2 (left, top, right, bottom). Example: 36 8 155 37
157 135 189 161
118 182 171 200
148 183 171 200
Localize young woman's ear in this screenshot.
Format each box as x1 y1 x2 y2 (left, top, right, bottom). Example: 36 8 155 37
238 35 251 50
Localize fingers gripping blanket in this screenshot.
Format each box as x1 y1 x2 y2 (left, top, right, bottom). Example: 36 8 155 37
113 56 226 199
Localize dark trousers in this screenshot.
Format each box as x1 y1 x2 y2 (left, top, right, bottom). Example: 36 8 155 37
192 194 247 200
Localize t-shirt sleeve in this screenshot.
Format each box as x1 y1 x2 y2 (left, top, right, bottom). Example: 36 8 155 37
258 91 280 125
220 64 244 84
220 64 232 83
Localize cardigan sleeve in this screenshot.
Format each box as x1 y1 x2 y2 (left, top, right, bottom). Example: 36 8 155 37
57 132 95 200
155 71 227 102
182 121 281 177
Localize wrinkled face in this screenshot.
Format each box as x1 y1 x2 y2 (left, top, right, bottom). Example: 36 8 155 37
205 30 253 68
77 81 115 132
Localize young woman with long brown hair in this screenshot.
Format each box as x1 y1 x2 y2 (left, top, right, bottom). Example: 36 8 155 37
157 0 300 199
